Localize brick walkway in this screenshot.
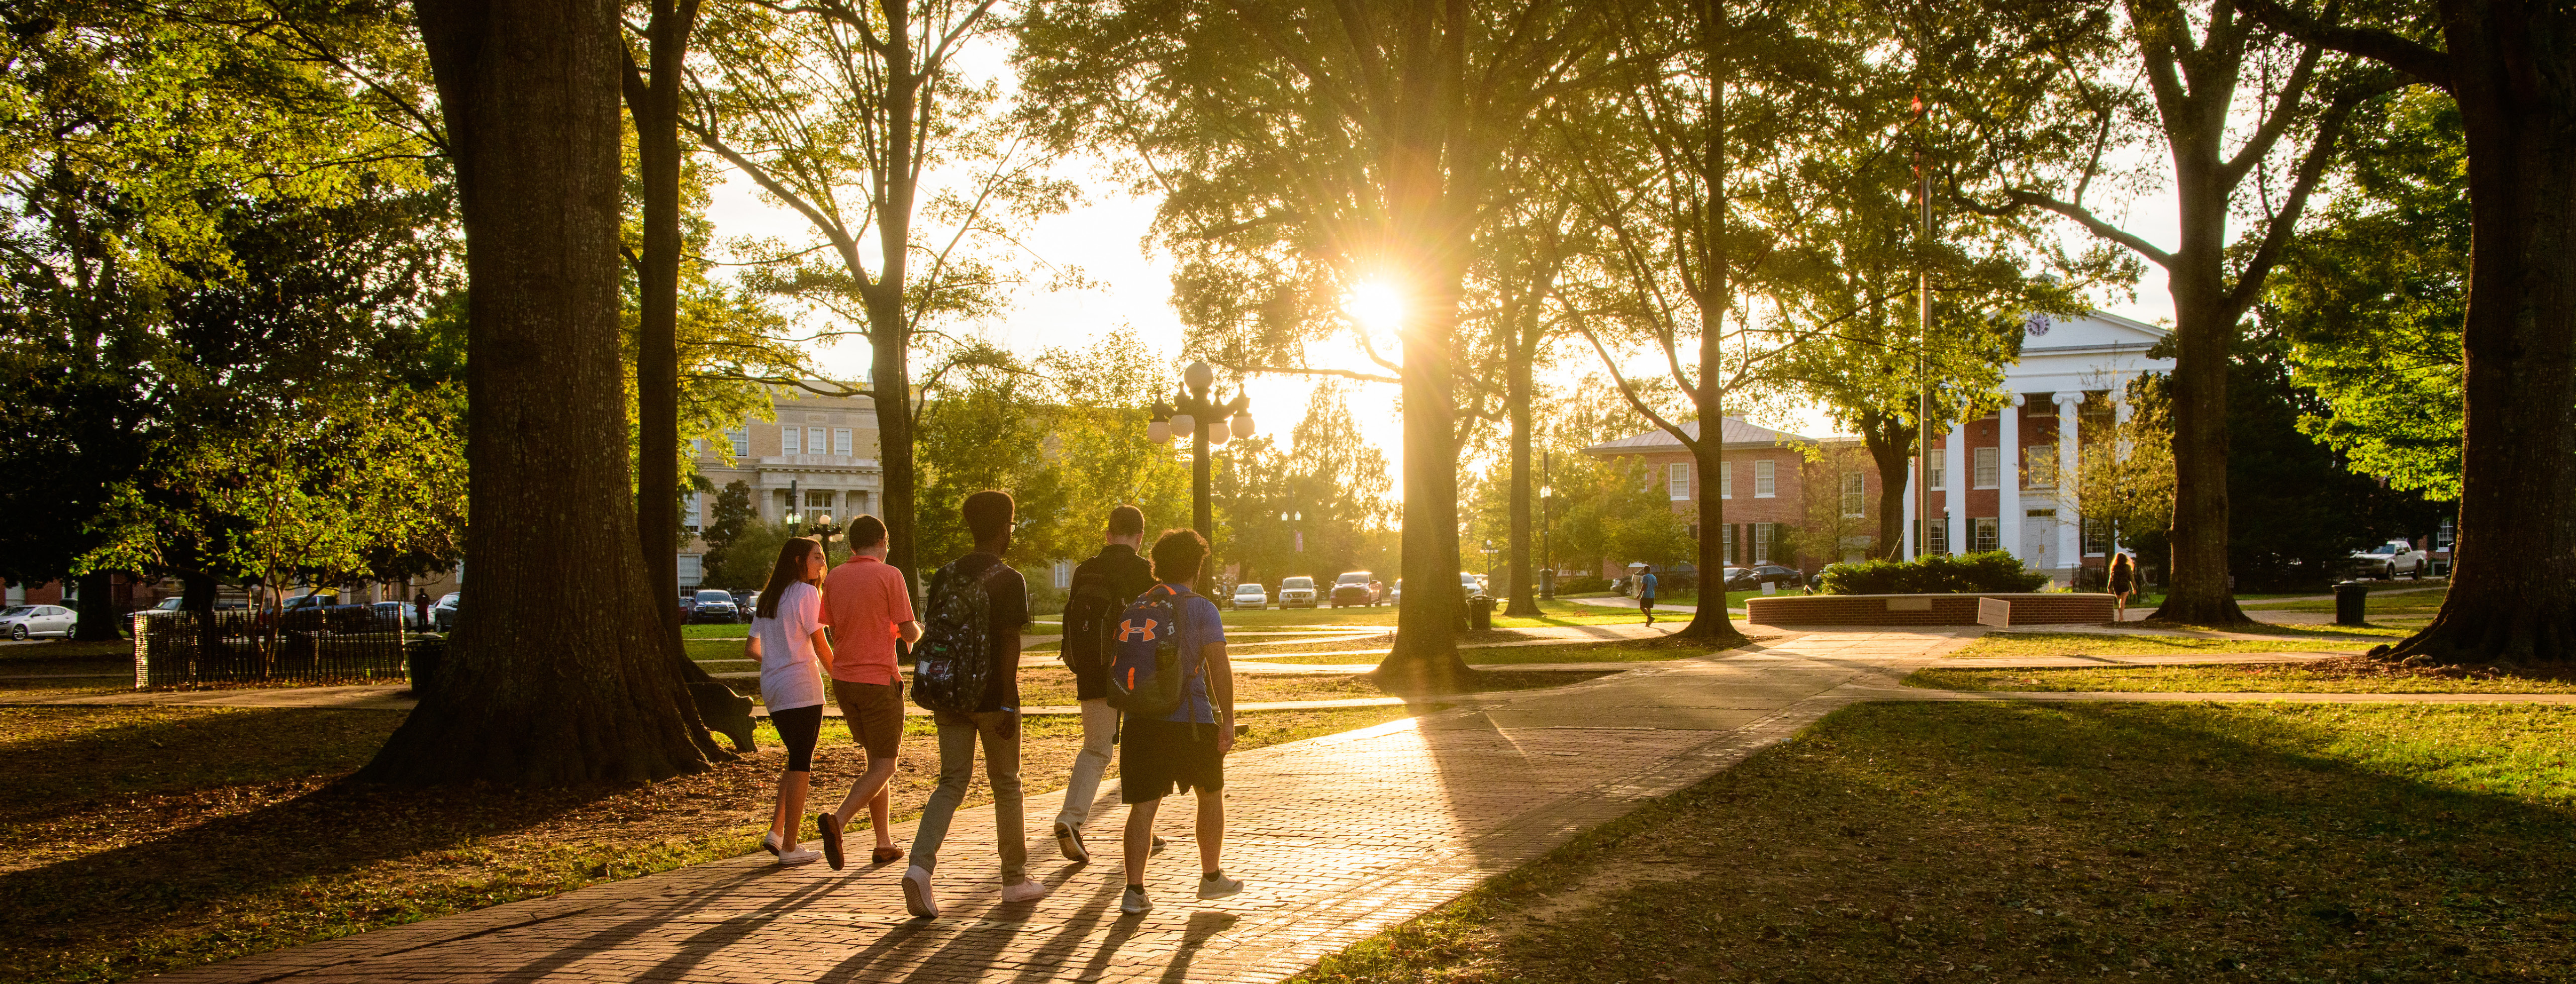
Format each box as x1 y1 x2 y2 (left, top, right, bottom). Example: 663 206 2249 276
126 625 2572 983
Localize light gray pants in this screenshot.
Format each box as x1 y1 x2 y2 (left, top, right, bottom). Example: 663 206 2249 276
908 709 1025 882
1054 698 1118 830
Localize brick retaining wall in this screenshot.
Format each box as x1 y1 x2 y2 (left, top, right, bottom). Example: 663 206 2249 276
1745 593 2115 627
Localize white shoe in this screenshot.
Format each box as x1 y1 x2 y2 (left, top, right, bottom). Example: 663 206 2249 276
902 866 939 918
1001 878 1050 904
761 832 782 856
1056 822 1089 863
776 847 821 866
1197 870 1244 900
1119 885 1151 914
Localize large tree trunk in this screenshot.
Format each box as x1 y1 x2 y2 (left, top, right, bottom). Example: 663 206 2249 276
1675 0 1743 645
365 0 722 784
1858 407 1915 560
1376 254 1474 692
2149 152 2249 625
1503 318 1540 618
2384 1 2576 666
871 2 922 592
72 569 118 642
624 0 699 650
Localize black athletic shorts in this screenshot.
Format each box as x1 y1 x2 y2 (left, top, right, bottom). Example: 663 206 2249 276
771 703 824 771
1120 716 1224 804
1639 598 1656 611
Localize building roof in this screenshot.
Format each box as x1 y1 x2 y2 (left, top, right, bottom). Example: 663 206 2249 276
1584 417 1811 455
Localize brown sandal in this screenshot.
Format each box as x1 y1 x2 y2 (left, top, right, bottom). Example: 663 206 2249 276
872 845 905 865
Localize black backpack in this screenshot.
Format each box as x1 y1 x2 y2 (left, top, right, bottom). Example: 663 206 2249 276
910 560 1003 715
1060 561 1124 674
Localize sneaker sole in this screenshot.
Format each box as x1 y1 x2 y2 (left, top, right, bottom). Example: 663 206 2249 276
1057 825 1088 863
902 876 937 919
1198 881 1244 900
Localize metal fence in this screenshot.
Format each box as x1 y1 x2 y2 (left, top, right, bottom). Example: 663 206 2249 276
132 608 413 687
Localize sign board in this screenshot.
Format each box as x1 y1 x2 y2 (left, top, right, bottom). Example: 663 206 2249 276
1977 597 2012 628
1760 582 1777 596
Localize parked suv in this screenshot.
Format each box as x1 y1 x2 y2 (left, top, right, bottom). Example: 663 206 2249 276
1277 576 1319 608
432 592 460 633
687 589 741 623
1331 571 1377 607
2351 539 2428 580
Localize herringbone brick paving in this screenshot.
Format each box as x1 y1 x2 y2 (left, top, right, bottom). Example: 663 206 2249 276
154 628 1977 983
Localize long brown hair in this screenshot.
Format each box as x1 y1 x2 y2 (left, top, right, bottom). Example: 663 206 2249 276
2107 551 2136 583
756 537 822 620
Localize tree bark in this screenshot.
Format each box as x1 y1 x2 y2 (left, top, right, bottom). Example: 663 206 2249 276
1376 272 1474 691
2148 156 2251 625
1675 0 1744 645
1504 342 1540 618
623 0 701 651
1857 407 1916 560
365 0 722 784
72 569 118 641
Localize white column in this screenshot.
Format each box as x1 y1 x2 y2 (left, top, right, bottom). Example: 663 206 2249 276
2000 395 2023 562
2111 391 2132 556
2056 391 2086 575
1944 418 1968 554
1901 460 1918 558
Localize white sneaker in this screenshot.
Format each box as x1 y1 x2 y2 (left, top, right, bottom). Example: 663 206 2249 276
761 832 782 855
1119 884 1151 914
1056 822 1089 863
1197 870 1244 900
1001 878 1050 904
776 847 821 866
902 866 940 919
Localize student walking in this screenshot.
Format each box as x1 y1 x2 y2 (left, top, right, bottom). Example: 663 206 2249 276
2106 552 2141 622
901 490 1044 917
1114 529 1243 915
815 515 920 870
1637 565 1660 627
1053 505 1160 864
747 536 833 866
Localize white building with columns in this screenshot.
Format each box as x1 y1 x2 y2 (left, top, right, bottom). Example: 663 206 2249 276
680 385 884 587
1899 310 2173 582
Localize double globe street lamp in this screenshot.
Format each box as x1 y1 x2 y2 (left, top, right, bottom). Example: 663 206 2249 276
1148 360 1255 542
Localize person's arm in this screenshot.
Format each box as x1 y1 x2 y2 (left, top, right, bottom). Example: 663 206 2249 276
890 570 923 645
746 632 763 662
899 620 923 645
798 587 833 666
1205 638 1234 753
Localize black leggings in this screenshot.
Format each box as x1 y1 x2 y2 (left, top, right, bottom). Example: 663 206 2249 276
772 704 824 771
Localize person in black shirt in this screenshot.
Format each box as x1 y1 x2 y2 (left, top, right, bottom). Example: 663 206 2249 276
1052 505 1159 863
901 490 1043 919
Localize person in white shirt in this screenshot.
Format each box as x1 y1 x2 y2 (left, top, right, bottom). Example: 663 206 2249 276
747 536 834 866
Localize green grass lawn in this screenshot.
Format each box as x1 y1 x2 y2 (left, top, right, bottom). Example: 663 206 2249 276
1949 630 2389 659
1293 702 2576 983
1910 659 2576 695
680 623 748 639
0 639 132 662
0 701 1425 983
2241 586 2450 616
1240 637 1736 667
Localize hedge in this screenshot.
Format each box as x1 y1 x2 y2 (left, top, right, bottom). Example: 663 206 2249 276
1816 551 2051 595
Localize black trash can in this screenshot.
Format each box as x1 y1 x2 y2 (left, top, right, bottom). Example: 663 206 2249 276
2333 580 2370 626
1468 595 1495 631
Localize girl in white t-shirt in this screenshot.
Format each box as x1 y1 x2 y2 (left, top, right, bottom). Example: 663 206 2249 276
748 537 834 865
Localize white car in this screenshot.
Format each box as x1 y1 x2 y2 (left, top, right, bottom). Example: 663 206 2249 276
1230 583 1268 609
2352 540 2428 579
1 604 77 640
1277 576 1318 608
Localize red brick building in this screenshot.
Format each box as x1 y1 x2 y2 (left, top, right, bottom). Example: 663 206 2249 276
1581 418 1885 577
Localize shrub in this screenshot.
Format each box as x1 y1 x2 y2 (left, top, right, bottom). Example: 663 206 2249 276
1818 551 2051 595
1553 575 1612 595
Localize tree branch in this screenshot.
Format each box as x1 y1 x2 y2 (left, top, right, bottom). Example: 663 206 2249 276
2233 0 2452 89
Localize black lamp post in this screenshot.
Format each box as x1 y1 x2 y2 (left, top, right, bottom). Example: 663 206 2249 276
1149 360 1255 543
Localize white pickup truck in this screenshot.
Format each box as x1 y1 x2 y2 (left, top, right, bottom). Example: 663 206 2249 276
2351 539 2429 579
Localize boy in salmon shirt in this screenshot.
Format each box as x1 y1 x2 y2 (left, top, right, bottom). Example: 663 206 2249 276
815 515 921 869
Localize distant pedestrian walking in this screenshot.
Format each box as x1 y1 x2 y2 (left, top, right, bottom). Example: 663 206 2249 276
1637 566 1660 627
901 490 1044 918
412 591 431 631
1110 528 1243 915
2106 552 2140 622
1053 505 1159 865
815 515 919 870
747 536 834 867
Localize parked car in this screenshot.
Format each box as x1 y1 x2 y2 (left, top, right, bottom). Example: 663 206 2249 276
432 592 461 633
1331 571 1377 607
2351 539 2428 580
0 604 76 640
1459 571 1485 598
1725 565 1803 591
369 601 419 630
687 588 741 623
730 591 755 612
1390 579 1403 604
1230 582 1269 610
1277 576 1319 608
142 597 248 618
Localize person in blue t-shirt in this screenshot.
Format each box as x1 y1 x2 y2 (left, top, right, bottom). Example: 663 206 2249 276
1638 565 1660 627
1115 529 1243 914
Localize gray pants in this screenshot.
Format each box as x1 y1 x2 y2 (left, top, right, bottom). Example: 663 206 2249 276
1054 698 1117 830
909 709 1026 882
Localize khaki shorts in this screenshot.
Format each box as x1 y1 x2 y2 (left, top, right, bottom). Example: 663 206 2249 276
832 678 906 759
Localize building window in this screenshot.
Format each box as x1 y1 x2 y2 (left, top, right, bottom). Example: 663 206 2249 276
683 491 702 533
728 428 750 456
833 428 853 457
1840 473 1865 518
1722 523 1737 563
807 427 827 457
691 438 707 456
1753 522 1774 564
2025 447 2059 487
1754 459 1776 498
805 489 833 524
1926 518 1950 554
1054 560 1073 589
1928 456 1946 491
1972 517 1999 552
781 426 801 455
1720 461 1733 499
2083 518 2113 556
1668 462 1692 501
1972 447 2000 489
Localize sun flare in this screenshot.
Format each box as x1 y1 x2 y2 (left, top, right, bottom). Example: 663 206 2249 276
1344 279 1407 333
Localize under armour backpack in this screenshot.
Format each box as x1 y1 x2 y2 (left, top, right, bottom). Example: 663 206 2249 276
910 560 1001 715
1060 561 1122 675
1105 584 1194 719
